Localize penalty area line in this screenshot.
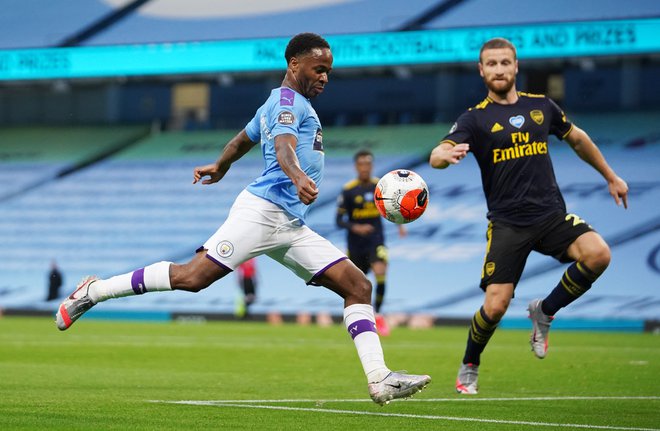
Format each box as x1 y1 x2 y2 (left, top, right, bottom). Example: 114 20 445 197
150 400 660 431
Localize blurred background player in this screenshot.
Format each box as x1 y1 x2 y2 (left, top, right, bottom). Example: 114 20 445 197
56 32 430 405
235 258 257 318
429 37 628 395
336 149 406 336
46 260 63 301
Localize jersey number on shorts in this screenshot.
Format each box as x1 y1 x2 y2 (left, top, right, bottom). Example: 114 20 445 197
565 213 586 227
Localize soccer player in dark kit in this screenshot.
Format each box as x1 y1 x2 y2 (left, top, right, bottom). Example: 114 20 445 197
429 37 628 394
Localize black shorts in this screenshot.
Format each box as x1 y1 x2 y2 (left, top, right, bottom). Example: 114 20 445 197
480 212 594 290
348 244 388 274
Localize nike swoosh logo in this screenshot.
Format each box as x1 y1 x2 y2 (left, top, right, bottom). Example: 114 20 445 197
386 383 402 389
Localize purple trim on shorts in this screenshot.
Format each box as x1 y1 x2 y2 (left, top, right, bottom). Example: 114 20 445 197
347 319 377 339
204 253 233 272
131 268 146 295
307 256 348 286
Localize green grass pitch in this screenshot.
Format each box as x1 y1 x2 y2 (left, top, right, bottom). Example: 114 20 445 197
1 316 658 430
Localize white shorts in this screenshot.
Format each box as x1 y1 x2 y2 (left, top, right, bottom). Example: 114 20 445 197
201 190 347 284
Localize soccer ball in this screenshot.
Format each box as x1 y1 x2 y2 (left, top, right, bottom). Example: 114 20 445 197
374 169 429 224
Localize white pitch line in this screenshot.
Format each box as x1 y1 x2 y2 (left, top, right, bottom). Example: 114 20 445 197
152 400 660 431
151 396 660 404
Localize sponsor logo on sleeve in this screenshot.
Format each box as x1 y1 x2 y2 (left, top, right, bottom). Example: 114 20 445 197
278 111 295 125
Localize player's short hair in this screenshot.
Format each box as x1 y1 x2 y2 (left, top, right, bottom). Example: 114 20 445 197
354 149 373 162
479 37 517 62
285 33 331 64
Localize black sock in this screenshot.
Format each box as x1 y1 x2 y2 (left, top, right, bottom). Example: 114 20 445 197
542 262 598 316
374 275 385 314
462 306 499 365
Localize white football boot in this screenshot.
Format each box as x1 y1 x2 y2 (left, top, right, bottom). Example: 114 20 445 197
56 276 98 330
368 372 431 405
528 299 554 359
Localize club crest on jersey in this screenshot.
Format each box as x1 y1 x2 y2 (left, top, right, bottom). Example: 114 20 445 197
278 111 295 125
216 240 234 258
530 110 544 125
509 115 525 129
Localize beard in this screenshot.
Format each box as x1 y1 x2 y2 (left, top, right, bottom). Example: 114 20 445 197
485 76 515 97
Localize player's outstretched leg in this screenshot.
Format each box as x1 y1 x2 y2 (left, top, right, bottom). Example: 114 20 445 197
528 299 553 359
55 261 174 330
56 276 99 330
368 372 432 405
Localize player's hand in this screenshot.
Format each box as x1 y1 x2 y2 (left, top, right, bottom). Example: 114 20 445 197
351 224 374 236
293 174 318 205
608 175 629 209
192 163 229 185
430 142 469 169
449 143 470 164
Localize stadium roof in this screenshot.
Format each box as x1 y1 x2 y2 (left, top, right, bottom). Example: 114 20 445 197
1 0 659 50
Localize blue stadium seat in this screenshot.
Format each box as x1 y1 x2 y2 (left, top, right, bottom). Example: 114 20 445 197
82 0 439 46
423 0 660 28
1 119 658 324
0 0 118 48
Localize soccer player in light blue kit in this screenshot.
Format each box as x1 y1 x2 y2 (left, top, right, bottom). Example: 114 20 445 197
56 33 430 405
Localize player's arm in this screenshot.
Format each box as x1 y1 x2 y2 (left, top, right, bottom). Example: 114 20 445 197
336 194 352 230
337 210 374 236
275 133 318 205
336 211 351 229
336 191 374 235
193 129 257 185
565 125 628 209
429 141 470 169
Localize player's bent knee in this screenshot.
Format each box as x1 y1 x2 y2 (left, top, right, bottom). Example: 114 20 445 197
587 243 611 273
346 275 372 304
487 303 508 321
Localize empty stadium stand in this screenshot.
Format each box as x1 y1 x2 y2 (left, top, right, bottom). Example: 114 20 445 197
0 116 658 330
1 1 658 330
423 0 660 29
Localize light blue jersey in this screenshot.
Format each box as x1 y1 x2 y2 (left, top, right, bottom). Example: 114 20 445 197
245 87 324 223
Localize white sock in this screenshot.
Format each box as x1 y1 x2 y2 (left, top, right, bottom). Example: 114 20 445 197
89 261 172 303
344 303 391 383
